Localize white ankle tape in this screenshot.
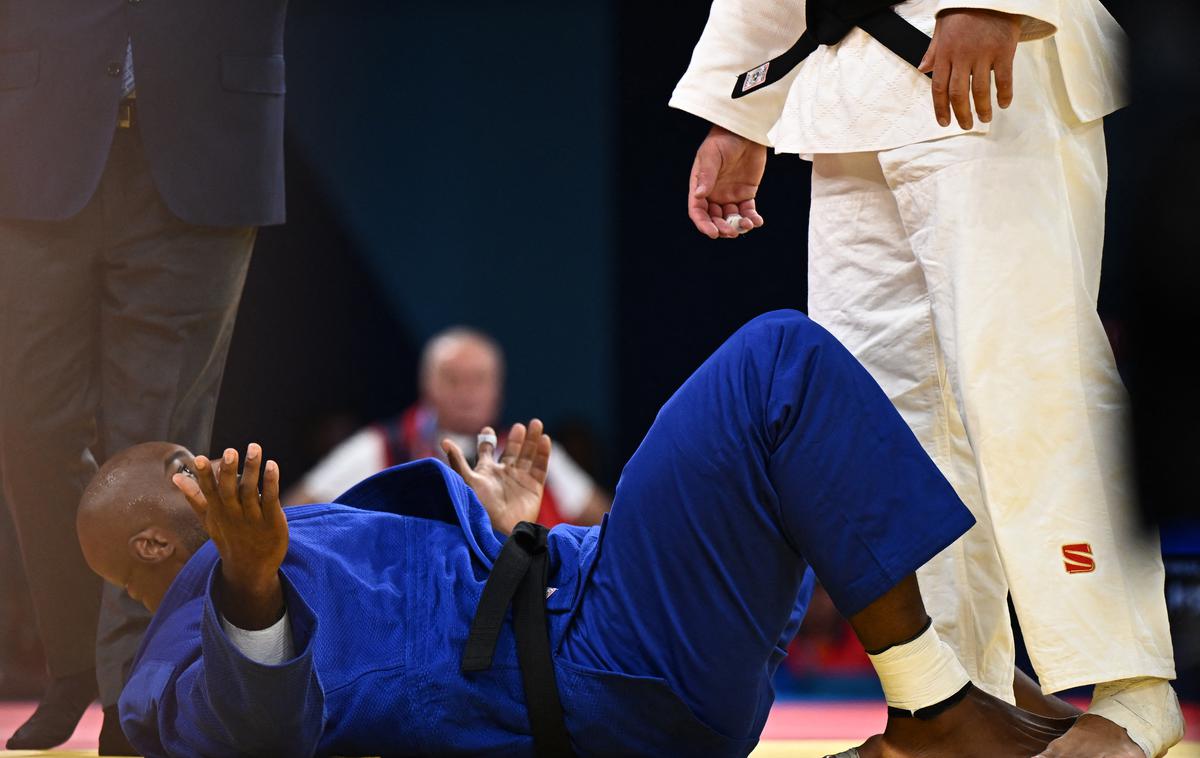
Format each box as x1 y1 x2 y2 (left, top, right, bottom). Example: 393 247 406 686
1089 678 1184 758
867 623 971 714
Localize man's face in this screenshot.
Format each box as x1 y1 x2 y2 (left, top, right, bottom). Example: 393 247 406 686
424 338 502 435
115 549 182 614
79 445 200 613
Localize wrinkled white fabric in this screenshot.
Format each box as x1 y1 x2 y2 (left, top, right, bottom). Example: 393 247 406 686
1089 678 1185 758
806 40 1175 698
220 610 296 666
670 0 1125 156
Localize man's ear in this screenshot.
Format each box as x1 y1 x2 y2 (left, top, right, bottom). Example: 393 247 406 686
129 527 177 563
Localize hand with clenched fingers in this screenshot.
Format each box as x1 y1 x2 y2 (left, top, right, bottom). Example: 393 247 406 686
173 443 288 630
687 125 767 239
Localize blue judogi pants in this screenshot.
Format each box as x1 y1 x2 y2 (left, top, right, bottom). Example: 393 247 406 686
562 311 975 741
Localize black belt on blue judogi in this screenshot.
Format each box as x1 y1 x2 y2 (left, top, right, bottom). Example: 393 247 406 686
732 0 932 99
462 521 574 758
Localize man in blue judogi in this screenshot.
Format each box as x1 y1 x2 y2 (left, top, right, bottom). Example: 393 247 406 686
76 311 1073 758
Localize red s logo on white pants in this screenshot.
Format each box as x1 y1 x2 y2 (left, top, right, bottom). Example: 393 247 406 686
1062 543 1096 574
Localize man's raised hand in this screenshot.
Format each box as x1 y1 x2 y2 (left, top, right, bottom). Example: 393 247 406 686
173 444 288 630
918 9 1022 129
688 125 767 239
443 420 551 535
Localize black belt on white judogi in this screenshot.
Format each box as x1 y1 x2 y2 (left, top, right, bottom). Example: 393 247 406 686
732 0 932 99
462 521 574 758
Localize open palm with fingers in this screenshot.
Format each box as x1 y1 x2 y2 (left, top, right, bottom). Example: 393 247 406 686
443 419 551 535
173 444 289 629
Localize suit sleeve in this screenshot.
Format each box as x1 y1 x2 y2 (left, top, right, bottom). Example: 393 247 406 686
669 0 806 146
934 0 1062 41
155 567 326 757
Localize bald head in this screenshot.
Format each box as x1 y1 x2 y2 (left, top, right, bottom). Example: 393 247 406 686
78 442 209 612
420 327 505 435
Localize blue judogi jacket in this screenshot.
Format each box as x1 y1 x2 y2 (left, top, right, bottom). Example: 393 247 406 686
120 459 746 757
120 312 976 757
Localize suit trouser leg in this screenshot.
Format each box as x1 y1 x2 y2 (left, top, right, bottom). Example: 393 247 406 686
92 127 255 706
0 213 106 680
807 151 1017 701
564 311 974 739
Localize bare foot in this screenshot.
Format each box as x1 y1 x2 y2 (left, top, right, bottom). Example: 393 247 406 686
841 685 1076 758
1034 714 1144 758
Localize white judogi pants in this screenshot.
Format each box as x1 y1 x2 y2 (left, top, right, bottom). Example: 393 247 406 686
806 38 1175 697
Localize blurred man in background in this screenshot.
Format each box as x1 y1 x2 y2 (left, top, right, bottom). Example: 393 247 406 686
286 327 610 527
0 1 287 751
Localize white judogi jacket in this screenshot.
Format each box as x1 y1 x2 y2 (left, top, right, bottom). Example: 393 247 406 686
670 0 1127 155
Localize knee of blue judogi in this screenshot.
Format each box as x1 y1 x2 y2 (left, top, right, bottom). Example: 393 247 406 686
746 313 975 617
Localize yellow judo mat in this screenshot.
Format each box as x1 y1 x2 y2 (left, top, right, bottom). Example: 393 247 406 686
3 745 1199 757
0 702 1194 757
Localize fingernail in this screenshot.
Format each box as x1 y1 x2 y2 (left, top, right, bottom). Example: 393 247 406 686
224 449 235 464
938 117 949 127
195 456 208 470
247 444 259 460
266 461 278 474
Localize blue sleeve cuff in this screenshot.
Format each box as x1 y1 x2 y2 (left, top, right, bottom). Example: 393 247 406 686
199 561 325 753
202 561 318 668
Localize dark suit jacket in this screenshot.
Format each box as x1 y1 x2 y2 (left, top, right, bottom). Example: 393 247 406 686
0 1 287 227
